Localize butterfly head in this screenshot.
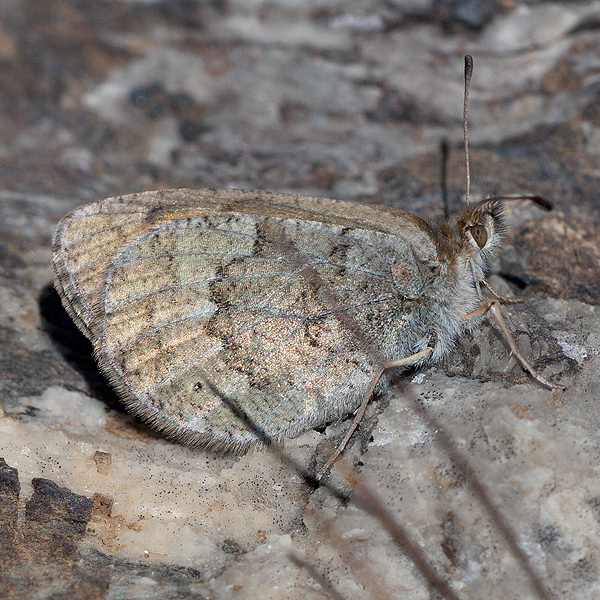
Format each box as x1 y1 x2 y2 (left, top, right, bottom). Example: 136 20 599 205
435 194 551 288
456 197 506 271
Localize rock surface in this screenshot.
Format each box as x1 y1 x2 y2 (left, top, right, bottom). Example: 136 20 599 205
0 1 599 599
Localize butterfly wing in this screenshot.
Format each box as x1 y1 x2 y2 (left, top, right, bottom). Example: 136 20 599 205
52 189 437 340
53 189 439 450
95 212 422 450
52 189 240 339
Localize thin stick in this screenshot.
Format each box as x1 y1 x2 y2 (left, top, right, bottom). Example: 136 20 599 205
463 54 473 206
387 388 557 600
334 458 464 600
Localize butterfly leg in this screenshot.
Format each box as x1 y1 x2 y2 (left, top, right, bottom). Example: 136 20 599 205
462 300 564 391
316 346 433 481
482 279 522 304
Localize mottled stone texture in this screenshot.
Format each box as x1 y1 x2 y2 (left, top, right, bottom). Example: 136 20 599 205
0 1 599 599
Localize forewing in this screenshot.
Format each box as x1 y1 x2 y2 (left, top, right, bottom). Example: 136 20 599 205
52 190 194 339
96 213 413 450
52 188 437 341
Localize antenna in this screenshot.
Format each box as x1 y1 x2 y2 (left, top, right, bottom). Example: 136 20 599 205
440 138 449 220
474 194 553 212
463 55 473 206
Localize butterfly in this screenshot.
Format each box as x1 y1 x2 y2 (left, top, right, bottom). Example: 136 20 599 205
52 184 556 457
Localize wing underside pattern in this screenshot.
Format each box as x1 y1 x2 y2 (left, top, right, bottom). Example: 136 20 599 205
52 190 434 450
98 214 411 447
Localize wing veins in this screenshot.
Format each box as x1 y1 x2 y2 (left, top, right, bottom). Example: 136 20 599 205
136 293 397 398
110 292 397 356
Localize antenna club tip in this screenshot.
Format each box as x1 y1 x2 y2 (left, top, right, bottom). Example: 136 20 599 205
464 55 473 79
530 195 553 211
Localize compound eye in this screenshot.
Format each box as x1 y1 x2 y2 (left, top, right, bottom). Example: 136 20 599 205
470 224 488 248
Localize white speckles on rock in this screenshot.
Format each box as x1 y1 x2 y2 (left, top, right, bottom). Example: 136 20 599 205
476 3 584 53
